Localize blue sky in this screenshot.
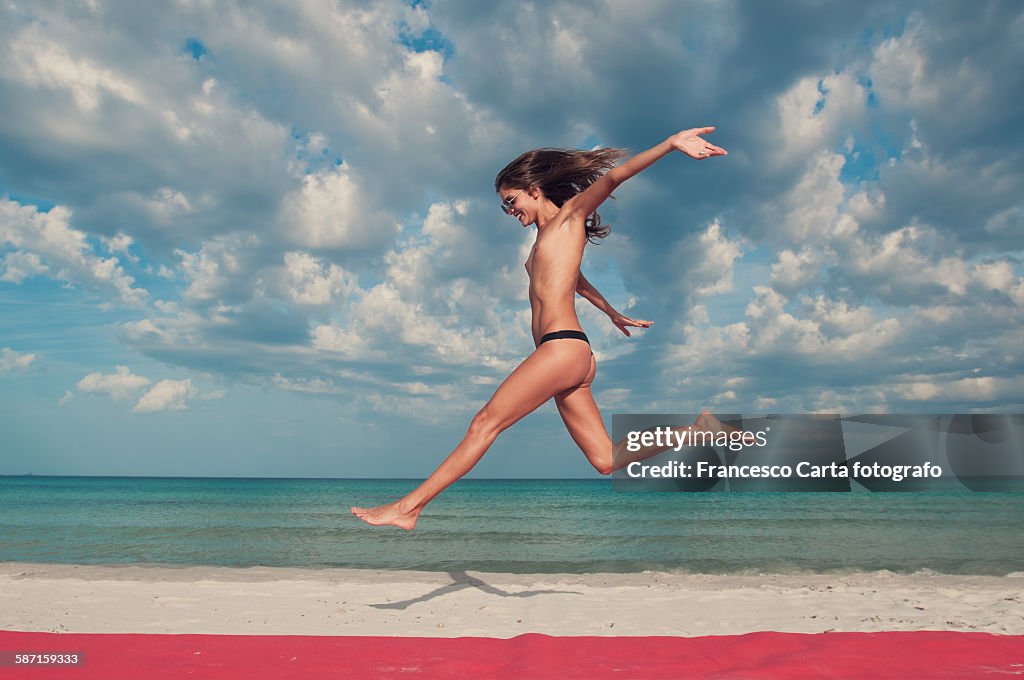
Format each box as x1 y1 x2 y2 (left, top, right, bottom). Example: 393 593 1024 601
1 1 1022 478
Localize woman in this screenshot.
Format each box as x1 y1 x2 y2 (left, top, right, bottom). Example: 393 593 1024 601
351 126 727 529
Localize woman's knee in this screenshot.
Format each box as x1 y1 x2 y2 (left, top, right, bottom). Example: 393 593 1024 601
588 449 614 475
468 405 503 442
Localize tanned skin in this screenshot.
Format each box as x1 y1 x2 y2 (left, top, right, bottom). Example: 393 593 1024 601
351 127 727 529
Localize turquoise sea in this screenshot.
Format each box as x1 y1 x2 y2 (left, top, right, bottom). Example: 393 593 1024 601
1 476 1022 575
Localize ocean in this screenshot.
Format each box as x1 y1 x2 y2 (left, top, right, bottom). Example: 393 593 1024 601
1 476 1022 575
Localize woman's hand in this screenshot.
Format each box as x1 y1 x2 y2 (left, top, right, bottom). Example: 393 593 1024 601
610 312 653 337
668 127 727 160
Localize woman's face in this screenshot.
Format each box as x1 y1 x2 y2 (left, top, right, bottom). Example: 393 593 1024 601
498 186 537 227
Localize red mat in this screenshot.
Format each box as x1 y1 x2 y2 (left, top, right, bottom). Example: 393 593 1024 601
1 630 1021 679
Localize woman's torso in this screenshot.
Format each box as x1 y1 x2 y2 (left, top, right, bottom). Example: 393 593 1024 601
525 214 587 346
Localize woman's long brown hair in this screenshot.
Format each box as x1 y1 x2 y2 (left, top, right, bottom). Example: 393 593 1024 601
494 147 628 243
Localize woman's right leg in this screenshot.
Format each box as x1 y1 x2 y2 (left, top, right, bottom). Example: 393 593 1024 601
351 339 593 529
553 356 738 473
553 354 615 475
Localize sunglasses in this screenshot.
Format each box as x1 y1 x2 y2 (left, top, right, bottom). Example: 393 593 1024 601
500 191 523 215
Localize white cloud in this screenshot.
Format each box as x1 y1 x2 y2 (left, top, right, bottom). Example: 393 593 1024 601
773 72 868 167
310 323 380 360
101 232 132 253
6 22 143 111
970 260 1016 294
869 15 994 121
364 389 469 424
281 252 356 306
120 317 178 344
842 223 972 299
120 197 529 421
132 379 198 413
141 188 194 224
888 376 1024 403
687 221 743 297
347 281 516 368
1 347 36 373
279 164 398 250
70 363 215 412
769 248 819 294
0 198 148 306
76 365 150 399
271 374 339 394
3 2 1021 426
198 389 228 401
0 251 49 283
312 200 527 372
743 285 826 355
175 233 259 303
778 151 848 243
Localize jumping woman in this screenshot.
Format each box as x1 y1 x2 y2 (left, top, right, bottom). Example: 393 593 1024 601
351 126 727 529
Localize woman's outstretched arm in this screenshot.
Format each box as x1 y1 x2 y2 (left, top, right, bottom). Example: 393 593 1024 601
576 271 652 336
564 126 727 222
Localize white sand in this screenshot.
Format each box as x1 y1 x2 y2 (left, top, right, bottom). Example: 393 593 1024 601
2 562 1022 637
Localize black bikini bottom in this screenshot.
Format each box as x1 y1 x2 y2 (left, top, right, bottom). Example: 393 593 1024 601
539 330 590 345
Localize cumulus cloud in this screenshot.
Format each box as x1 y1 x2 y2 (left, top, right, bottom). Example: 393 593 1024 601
5 22 143 111
112 195 532 420
75 365 150 399
174 233 260 303
0 198 148 306
1 251 49 283
280 251 357 307
672 221 745 299
132 379 198 414
773 72 869 169
308 200 530 378
769 248 819 295
279 165 399 250
66 364 219 413
100 232 139 263
661 127 1023 410
2 0 1022 425
652 8 1022 411
1 347 36 373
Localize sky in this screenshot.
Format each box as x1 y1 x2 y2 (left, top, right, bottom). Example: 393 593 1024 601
1 0 1022 478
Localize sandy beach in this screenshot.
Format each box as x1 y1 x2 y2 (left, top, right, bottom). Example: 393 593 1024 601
2 562 1022 638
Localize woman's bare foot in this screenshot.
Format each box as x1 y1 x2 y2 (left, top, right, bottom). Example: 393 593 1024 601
693 410 740 435
350 500 421 530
